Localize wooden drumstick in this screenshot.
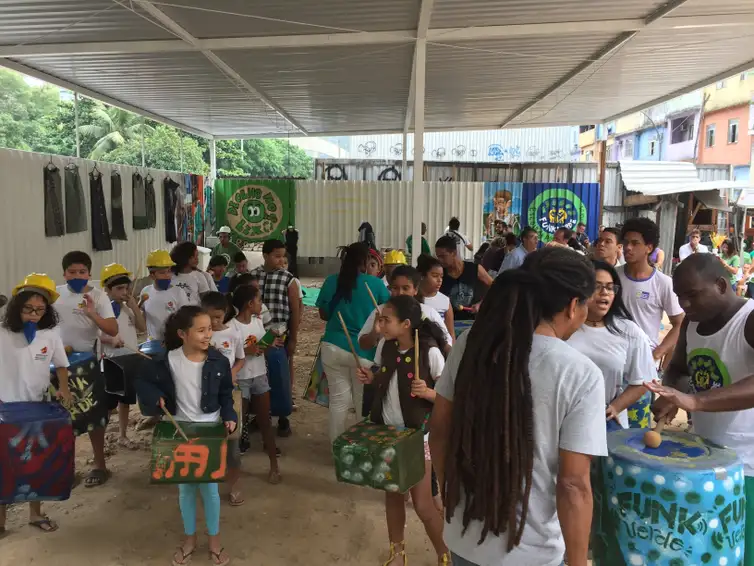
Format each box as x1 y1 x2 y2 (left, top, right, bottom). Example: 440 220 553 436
123 343 152 360
337 312 363 368
365 283 379 310
643 417 667 448
160 403 190 443
414 329 419 382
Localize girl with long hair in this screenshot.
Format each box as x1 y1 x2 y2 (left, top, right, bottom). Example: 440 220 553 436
568 260 657 429
417 255 455 341
719 238 742 290
429 247 608 566
356 295 450 565
315 242 390 441
136 306 236 566
171 242 215 305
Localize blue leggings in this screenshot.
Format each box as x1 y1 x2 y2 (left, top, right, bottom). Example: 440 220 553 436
178 483 221 536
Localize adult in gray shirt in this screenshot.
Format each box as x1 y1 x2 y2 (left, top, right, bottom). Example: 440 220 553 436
496 226 540 275
430 247 607 566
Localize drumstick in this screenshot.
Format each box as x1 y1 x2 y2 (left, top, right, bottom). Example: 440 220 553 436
414 329 419 382
337 312 363 368
160 403 191 443
365 283 379 310
123 343 152 360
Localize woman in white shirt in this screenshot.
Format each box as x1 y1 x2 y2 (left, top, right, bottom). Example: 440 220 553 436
418 255 455 342
568 260 657 429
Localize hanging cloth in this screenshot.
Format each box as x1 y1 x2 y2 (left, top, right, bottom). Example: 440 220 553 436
204 182 214 237
90 171 112 251
145 175 157 229
132 173 148 230
163 177 179 243
43 164 65 237
64 164 88 234
110 171 127 240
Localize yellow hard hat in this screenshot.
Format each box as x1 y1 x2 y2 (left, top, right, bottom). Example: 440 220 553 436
384 250 408 265
12 273 60 304
100 263 133 287
146 249 175 268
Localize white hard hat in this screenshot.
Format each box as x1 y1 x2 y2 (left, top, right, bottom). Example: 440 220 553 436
218 226 231 234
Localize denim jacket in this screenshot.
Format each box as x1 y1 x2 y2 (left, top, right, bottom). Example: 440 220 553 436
135 347 237 423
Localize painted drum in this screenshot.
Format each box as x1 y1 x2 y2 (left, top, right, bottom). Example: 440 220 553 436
592 428 745 566
453 319 473 338
139 339 165 357
50 351 109 436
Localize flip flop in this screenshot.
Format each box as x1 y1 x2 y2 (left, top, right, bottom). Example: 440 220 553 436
172 547 195 566
268 470 282 485
228 492 245 506
209 548 230 566
84 468 110 488
28 516 58 533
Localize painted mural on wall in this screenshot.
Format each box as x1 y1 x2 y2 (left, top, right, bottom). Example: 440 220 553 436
592 428 745 566
214 179 296 244
483 182 522 238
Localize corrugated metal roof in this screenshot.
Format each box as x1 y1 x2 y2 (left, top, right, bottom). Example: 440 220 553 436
619 160 704 196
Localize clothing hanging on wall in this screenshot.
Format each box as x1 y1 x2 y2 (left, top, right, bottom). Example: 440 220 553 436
132 173 147 230
285 227 299 277
145 175 157 229
163 177 179 243
110 171 127 240
90 170 112 251
64 164 87 234
43 164 65 237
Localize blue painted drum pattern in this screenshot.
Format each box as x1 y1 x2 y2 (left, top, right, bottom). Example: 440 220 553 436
593 428 745 566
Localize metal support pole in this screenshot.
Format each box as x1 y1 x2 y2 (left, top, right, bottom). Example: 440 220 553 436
411 38 426 266
179 133 184 172
141 116 146 168
210 139 217 182
402 130 408 180
74 92 81 158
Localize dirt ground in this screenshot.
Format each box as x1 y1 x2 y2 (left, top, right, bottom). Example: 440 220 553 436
0 299 440 566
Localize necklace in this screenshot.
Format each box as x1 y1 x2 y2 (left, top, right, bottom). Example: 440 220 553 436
584 318 605 327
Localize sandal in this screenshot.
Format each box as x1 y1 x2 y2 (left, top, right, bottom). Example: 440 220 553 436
209 548 230 566
268 469 282 485
383 541 407 566
438 553 450 565
28 516 58 533
172 546 195 566
228 492 245 507
84 468 110 488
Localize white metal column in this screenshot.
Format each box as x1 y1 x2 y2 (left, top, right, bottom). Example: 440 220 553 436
209 139 217 183
402 130 408 180
411 39 426 266
140 116 146 168
74 92 81 158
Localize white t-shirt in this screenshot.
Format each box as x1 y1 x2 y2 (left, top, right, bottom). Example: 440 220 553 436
0 327 69 403
568 318 657 428
168 348 220 423
374 338 444 428
436 332 607 566
422 292 451 318
290 277 304 299
172 272 201 305
102 305 140 358
230 317 267 380
55 285 115 353
678 242 709 261
617 266 683 349
445 229 470 258
197 270 218 293
210 325 244 369
359 303 451 346
141 285 188 341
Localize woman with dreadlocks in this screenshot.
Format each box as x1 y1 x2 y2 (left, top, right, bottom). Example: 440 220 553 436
429 247 608 566
316 242 390 441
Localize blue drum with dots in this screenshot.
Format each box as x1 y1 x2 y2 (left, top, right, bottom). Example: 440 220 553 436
592 428 745 566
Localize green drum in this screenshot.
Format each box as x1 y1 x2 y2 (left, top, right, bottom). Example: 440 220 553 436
150 422 227 484
333 421 425 493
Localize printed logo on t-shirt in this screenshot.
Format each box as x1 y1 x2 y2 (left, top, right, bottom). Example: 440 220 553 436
174 282 192 301
635 291 650 300
244 335 258 347
222 341 230 349
688 348 731 392
166 301 176 311
35 346 50 361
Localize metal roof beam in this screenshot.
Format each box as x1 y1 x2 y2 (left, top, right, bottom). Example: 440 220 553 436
129 0 307 135
0 59 213 139
405 0 434 133
498 0 693 128
3 14 752 58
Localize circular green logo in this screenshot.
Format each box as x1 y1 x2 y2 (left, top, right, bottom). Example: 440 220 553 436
242 200 265 224
226 184 283 240
526 188 587 243
687 348 731 392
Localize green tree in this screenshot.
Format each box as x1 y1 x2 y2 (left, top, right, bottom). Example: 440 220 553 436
102 125 209 175
78 104 153 159
213 139 313 178
36 96 99 157
0 68 59 151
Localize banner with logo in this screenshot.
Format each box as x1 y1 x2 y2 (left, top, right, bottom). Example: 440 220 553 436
483 182 523 238
214 179 296 244
521 183 600 244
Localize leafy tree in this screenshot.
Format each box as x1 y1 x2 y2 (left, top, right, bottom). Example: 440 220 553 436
213 138 313 178
36 96 99 157
0 69 58 151
102 125 209 175
78 104 153 159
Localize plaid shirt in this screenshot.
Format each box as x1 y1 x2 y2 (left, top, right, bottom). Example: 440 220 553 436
249 266 293 328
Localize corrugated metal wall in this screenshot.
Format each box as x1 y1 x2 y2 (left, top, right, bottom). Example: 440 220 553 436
0 148 176 295
295 181 484 258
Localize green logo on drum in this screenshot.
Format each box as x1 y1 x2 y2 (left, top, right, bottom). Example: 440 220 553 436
687 348 731 393
526 189 587 243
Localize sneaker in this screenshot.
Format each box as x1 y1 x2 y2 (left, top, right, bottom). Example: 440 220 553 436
277 426 292 438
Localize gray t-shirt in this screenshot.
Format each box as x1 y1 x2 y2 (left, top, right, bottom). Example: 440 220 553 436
436 332 607 566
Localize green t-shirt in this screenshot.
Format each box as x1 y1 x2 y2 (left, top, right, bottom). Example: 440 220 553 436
724 255 741 286
406 235 431 256
211 241 243 269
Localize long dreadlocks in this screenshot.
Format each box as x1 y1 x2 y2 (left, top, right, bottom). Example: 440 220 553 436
443 247 595 549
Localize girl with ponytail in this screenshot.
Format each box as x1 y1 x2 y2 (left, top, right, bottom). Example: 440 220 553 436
429 247 608 566
356 295 450 565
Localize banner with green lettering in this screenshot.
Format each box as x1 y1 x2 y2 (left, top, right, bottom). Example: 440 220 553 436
214 179 295 244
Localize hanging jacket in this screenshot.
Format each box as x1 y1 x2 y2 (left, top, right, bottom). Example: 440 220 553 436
64 164 88 234
163 177 179 243
145 175 157 229
369 338 437 430
110 171 127 240
90 171 112 251
132 173 147 230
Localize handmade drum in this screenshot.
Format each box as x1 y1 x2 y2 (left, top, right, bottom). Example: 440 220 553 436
333 421 425 493
453 319 473 338
139 339 165 357
150 421 228 484
0 402 74 504
592 428 745 566
50 351 109 436
303 343 329 408
102 353 144 400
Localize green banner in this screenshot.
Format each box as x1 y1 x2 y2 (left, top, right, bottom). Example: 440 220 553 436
214 179 296 244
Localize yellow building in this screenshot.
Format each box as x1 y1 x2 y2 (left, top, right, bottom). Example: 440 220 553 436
703 71 754 112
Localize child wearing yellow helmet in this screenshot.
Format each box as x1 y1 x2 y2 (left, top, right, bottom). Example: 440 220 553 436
383 249 408 287
141 250 188 341
0 273 72 534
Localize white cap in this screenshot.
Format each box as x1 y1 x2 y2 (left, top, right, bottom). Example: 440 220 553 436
218 226 231 234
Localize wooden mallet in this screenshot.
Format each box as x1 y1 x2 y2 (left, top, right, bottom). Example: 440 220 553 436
643 417 668 449
337 312 363 368
365 282 379 310
160 402 190 443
